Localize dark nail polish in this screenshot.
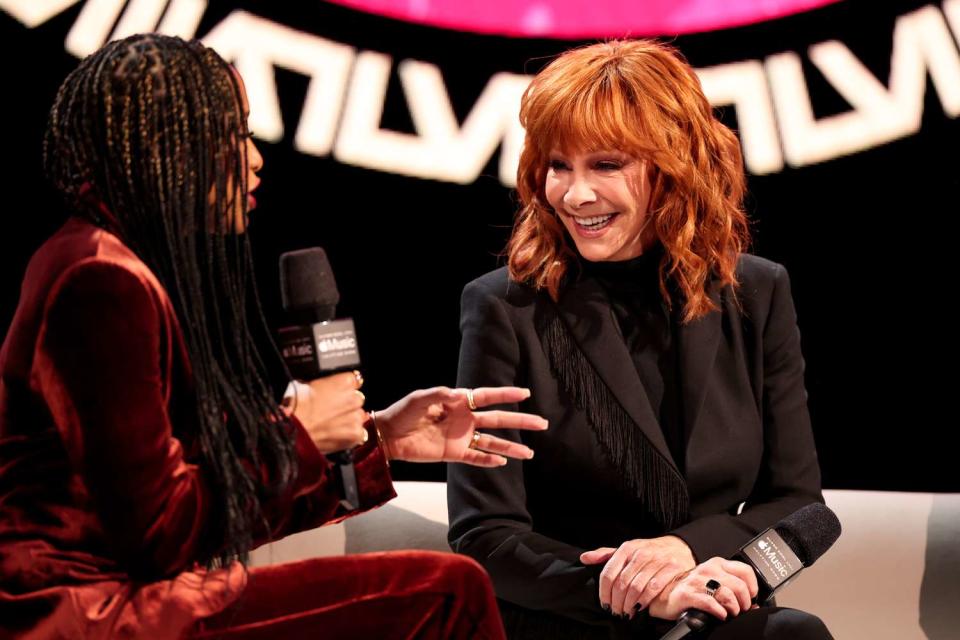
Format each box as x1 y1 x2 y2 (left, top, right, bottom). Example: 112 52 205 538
634 603 644 611
602 604 611 614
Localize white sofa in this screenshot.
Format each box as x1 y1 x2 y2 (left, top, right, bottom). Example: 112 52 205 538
250 484 960 640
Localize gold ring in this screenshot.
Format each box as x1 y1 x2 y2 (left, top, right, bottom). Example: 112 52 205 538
353 370 364 389
468 430 482 450
466 389 478 411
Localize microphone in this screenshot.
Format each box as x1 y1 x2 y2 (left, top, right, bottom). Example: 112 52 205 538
277 247 361 511
277 247 360 380
660 502 842 639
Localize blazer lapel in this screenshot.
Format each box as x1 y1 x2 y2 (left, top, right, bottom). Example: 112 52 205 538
676 280 724 441
553 276 680 475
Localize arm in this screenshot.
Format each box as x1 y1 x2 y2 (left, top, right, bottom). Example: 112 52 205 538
34 261 391 577
36 260 215 577
447 278 608 626
262 372 395 542
255 412 395 544
669 262 824 561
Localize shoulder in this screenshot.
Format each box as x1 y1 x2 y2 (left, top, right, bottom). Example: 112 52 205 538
735 253 789 295
18 220 164 321
730 254 799 338
35 222 166 319
732 253 795 313
30 218 156 288
462 266 540 309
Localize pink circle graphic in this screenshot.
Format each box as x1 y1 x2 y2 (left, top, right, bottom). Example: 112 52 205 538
325 0 842 39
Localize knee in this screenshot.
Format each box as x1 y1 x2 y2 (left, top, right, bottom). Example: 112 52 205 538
768 608 833 640
401 551 494 595
436 554 494 594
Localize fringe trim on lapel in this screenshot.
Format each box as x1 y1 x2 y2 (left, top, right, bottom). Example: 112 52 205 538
539 310 689 530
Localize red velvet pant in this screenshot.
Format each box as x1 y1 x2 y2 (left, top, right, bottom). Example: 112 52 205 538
190 551 506 640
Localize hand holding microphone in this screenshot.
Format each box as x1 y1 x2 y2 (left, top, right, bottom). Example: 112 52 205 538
276 247 549 476
657 502 842 639
276 247 367 455
648 556 759 622
282 374 368 453
277 247 365 509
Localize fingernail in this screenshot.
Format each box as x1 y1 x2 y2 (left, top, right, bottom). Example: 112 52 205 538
523 389 531 398
602 605 611 614
634 603 643 611
526 450 534 459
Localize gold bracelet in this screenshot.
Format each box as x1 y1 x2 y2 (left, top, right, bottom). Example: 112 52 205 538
369 410 391 464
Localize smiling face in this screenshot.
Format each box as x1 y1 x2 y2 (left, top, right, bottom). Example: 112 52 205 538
544 149 655 262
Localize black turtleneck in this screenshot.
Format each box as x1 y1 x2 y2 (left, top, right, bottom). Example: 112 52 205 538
581 246 687 474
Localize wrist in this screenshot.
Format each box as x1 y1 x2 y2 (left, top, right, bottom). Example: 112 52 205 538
369 410 394 461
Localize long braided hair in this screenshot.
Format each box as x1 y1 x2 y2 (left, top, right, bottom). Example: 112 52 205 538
43 34 297 567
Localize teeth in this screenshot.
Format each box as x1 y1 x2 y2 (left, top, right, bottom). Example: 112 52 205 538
575 213 615 227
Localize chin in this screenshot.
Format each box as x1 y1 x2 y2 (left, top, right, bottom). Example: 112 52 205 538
576 247 615 262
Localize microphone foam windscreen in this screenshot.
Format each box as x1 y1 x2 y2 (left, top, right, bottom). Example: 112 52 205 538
279 248 339 313
774 502 842 567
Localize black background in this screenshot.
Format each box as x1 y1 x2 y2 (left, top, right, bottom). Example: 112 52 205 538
2 0 956 491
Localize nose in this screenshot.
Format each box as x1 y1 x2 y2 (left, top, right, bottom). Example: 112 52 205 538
247 137 264 174
563 171 596 209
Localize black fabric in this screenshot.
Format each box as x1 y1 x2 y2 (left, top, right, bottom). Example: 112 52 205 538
583 248 687 475
498 603 833 640
700 606 834 640
537 302 689 530
448 254 826 636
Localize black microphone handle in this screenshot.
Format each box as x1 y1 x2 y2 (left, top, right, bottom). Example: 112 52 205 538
659 610 712 640
327 449 360 511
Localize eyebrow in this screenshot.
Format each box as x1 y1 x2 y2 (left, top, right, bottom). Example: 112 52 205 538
548 149 630 160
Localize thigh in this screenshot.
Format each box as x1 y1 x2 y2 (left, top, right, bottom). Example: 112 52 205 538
190 551 505 640
703 607 833 640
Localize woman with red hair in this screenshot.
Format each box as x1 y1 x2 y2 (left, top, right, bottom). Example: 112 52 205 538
448 40 832 639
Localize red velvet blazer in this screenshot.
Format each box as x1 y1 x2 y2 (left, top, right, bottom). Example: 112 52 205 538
0 218 395 639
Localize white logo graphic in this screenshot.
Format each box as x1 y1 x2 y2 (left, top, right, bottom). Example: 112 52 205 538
4 0 960 183
317 337 357 354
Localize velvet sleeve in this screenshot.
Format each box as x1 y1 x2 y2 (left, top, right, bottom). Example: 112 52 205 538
34 260 214 577
34 259 394 577
256 416 395 545
447 279 608 626
668 262 824 561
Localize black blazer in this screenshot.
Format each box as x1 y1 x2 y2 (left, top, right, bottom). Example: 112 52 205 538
447 254 823 627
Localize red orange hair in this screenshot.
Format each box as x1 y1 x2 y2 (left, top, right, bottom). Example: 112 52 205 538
507 39 750 322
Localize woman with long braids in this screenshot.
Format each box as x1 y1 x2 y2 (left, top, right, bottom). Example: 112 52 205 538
448 40 832 639
0 34 546 639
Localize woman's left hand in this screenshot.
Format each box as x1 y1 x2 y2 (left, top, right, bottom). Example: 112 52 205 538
374 386 548 466
580 535 696 617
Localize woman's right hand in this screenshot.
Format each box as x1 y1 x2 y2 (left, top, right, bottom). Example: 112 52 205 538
646 557 759 622
282 373 367 453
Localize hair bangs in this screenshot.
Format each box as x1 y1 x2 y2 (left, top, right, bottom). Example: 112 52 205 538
525 66 651 160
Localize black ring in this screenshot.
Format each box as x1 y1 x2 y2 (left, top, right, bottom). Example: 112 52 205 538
705 579 721 597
